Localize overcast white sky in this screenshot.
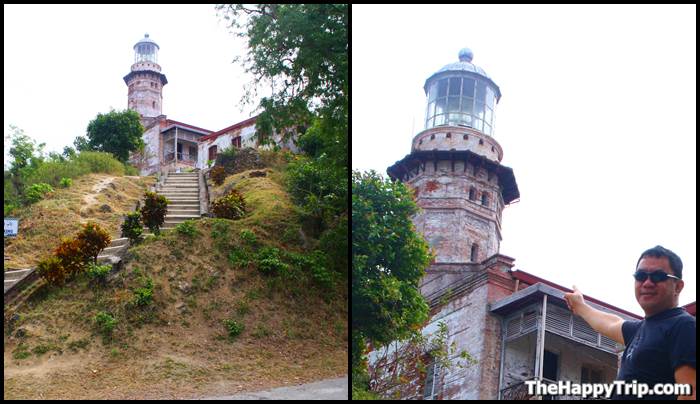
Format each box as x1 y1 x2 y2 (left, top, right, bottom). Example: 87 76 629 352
352 4 696 316
4 4 259 163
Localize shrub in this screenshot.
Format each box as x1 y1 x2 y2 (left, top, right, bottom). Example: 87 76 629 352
59 177 73 188
256 247 288 275
239 229 257 245
94 311 117 338
210 165 226 186
141 191 169 235
76 221 111 264
133 276 154 307
53 237 88 278
87 262 111 286
228 248 252 268
25 182 54 204
214 147 237 172
211 189 246 220
121 211 143 243
22 151 125 190
124 164 139 176
176 219 198 237
37 255 66 286
223 319 244 340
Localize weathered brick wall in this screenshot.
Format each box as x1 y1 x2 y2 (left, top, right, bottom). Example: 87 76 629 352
407 166 503 265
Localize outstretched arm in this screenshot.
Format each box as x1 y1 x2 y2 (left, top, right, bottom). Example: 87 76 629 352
563 285 624 345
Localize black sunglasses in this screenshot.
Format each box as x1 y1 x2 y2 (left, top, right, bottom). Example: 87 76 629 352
633 270 681 283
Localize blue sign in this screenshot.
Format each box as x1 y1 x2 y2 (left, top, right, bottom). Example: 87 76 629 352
4 218 19 237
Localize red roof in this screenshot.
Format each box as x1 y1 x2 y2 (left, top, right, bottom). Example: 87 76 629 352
200 115 258 142
161 119 214 134
511 269 643 320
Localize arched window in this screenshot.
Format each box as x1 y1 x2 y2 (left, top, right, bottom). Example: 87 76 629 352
469 186 476 201
481 192 489 207
471 243 479 262
152 101 156 109
208 145 217 161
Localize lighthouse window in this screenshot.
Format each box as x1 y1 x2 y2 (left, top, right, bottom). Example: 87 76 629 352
437 79 448 97
449 77 462 96
476 81 487 101
471 244 479 262
469 187 476 201
448 96 460 112
435 98 446 115
474 101 485 120
482 192 490 207
462 78 475 98
486 87 495 108
484 124 492 136
461 97 473 114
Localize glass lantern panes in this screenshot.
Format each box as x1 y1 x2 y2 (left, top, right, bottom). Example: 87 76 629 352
476 81 486 102
437 79 448 97
474 101 485 120
448 96 460 112
462 78 475 98
449 77 462 96
424 76 497 134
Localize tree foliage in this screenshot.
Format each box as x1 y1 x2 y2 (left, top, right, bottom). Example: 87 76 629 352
217 3 348 279
352 170 433 376
83 109 144 163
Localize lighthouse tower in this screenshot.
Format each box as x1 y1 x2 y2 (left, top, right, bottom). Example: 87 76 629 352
388 48 519 292
123 33 168 119
384 50 521 399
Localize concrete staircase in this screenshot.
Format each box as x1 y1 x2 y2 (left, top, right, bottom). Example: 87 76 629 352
157 171 201 232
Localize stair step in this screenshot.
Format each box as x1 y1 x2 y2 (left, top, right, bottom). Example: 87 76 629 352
101 245 128 253
110 237 129 247
166 204 200 208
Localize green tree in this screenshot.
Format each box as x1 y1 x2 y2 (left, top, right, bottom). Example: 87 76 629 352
218 3 348 275
216 4 347 166
352 171 433 392
7 125 46 197
84 109 144 163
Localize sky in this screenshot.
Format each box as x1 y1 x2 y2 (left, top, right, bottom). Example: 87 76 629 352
352 4 696 316
4 4 261 165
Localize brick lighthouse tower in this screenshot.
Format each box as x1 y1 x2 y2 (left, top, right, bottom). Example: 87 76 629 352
384 48 520 399
124 33 168 120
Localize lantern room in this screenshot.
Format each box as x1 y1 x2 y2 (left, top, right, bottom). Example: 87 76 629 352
423 48 502 136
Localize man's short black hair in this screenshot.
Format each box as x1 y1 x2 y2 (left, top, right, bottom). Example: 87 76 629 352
637 245 683 279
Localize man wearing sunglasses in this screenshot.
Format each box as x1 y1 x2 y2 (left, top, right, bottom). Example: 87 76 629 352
564 245 695 400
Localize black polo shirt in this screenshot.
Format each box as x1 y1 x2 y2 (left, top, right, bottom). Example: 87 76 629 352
612 307 696 400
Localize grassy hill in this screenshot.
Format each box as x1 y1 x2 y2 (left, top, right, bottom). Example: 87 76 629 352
3 167 347 399
4 173 155 270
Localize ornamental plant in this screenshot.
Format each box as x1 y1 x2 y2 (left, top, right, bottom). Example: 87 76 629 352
211 189 246 220
121 211 143 243
210 165 226 186
141 191 169 235
37 256 66 286
53 237 88 278
76 221 111 264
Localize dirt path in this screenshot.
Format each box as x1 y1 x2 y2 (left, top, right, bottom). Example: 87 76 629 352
82 176 116 207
